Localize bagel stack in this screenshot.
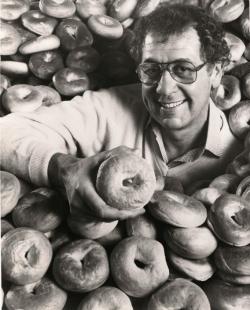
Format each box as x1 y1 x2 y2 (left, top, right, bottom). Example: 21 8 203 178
147 190 217 282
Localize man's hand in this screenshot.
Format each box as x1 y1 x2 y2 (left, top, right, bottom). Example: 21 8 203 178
48 147 145 221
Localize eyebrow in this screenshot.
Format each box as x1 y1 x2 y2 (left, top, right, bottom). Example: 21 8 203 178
143 57 194 63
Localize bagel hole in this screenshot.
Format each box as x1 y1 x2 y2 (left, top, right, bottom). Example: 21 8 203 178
134 259 146 269
123 175 142 188
231 210 244 226
24 245 38 266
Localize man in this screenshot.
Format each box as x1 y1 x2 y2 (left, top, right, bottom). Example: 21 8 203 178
0 4 242 221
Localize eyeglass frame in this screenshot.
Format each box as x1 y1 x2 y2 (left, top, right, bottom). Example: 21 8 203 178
136 60 207 86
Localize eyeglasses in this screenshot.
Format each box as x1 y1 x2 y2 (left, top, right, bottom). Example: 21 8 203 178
137 60 207 86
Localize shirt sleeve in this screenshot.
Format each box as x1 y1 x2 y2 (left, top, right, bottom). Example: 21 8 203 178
0 91 108 186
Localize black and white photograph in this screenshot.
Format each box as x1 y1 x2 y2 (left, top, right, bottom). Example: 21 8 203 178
1 0 250 309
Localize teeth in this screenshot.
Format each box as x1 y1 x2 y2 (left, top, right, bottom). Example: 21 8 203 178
161 100 185 108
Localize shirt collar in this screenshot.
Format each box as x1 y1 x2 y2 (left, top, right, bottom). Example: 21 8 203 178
205 98 224 157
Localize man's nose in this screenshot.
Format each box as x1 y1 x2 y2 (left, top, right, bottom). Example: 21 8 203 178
156 70 178 95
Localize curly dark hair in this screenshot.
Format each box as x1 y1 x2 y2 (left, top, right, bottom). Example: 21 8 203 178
131 4 230 67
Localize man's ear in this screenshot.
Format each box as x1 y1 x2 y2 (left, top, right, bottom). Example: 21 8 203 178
210 62 223 89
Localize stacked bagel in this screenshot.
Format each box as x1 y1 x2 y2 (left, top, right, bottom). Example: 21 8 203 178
1 0 250 309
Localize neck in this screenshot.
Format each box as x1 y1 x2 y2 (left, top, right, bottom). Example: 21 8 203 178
162 114 208 162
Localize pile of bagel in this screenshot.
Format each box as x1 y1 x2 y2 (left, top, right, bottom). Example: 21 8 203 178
1 0 250 309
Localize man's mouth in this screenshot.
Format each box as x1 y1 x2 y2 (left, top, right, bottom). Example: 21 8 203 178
159 99 186 109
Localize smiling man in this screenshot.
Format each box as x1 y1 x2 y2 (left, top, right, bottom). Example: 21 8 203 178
0 4 243 221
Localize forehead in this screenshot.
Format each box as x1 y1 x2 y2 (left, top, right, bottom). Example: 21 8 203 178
141 27 202 63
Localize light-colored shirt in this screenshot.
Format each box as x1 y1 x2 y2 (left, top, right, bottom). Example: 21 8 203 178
0 83 243 189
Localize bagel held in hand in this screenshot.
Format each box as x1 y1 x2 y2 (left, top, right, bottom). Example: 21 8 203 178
48 147 147 221
96 151 156 210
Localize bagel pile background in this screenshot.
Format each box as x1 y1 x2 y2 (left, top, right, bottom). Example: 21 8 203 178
1 0 250 309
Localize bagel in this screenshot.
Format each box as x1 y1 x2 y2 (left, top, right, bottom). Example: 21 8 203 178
163 226 218 259
67 213 118 239
36 85 61 107
21 10 58 36
148 190 207 227
192 187 224 207
4 277 67 310
1 171 21 217
228 61 250 79
211 75 241 110
2 84 43 113
77 286 133 310
214 244 250 282
55 18 93 51
108 0 137 22
1 219 14 237
28 50 64 80
39 0 76 18
209 173 241 192
88 14 123 39
207 194 250 246
218 269 250 285
121 17 134 28
167 250 215 281
244 43 250 61
52 67 90 96
208 0 245 23
245 130 250 148
148 278 211 310
0 74 11 91
236 175 250 200
240 8 250 41
224 32 246 70
96 222 125 247
44 226 72 252
14 24 37 44
19 34 60 55
66 46 100 73
229 100 250 139
110 236 169 297
2 228 52 285
96 152 156 210
0 0 30 21
242 72 250 99
133 0 161 18
202 278 250 310
0 23 22 56
76 0 106 20
12 187 68 233
126 213 157 239
53 239 109 292
226 147 250 178
0 61 29 76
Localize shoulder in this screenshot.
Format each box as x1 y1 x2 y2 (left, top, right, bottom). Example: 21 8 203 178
77 83 148 120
